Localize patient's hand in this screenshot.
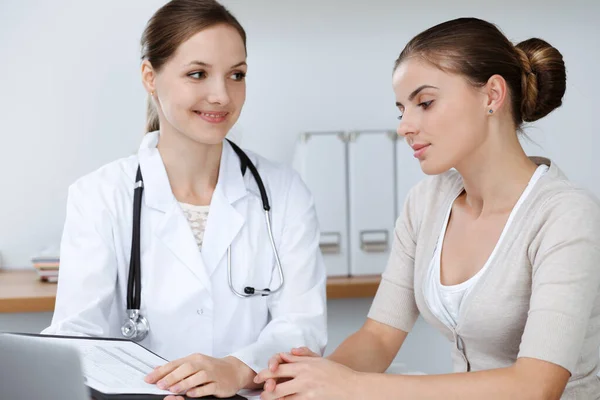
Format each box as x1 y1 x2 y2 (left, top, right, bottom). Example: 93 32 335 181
144 354 256 399
260 347 321 393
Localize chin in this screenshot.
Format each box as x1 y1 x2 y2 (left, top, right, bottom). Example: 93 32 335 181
188 126 231 145
419 158 453 176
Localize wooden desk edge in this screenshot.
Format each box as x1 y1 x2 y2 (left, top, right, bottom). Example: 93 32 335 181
0 297 56 313
0 270 379 313
0 269 57 313
326 275 381 299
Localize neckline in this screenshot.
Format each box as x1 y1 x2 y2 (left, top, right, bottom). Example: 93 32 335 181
437 164 549 290
179 202 211 212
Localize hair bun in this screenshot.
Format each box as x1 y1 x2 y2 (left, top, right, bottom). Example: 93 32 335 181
514 38 566 122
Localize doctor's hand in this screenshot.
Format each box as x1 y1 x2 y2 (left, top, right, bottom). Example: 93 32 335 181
261 347 321 393
145 354 257 399
254 353 362 400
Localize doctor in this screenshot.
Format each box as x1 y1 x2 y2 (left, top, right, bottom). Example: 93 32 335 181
43 0 327 398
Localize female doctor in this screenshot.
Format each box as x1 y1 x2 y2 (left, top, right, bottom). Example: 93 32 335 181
42 0 327 398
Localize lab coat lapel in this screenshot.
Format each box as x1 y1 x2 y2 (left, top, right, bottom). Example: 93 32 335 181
137 131 212 291
201 140 247 278
157 203 212 292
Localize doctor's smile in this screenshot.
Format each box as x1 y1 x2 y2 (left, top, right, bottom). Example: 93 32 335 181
193 110 230 123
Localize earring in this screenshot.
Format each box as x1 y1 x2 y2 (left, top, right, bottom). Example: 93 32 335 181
150 91 155 97
488 109 493 114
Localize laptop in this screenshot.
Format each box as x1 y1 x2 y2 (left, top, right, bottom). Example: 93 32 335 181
0 333 89 400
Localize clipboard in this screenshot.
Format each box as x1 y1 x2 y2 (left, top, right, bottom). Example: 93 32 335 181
90 390 246 400
13 333 247 400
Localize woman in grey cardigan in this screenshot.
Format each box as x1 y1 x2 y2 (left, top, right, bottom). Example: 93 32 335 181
253 17 600 400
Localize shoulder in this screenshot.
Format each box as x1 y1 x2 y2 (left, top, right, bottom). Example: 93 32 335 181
526 166 600 265
242 147 315 221
533 175 600 232
243 147 308 197
67 154 138 205
245 149 303 189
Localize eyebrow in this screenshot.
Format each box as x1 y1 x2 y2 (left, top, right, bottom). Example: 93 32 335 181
395 85 439 107
186 60 247 69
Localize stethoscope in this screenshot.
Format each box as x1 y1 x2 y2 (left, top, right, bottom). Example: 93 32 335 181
121 139 285 342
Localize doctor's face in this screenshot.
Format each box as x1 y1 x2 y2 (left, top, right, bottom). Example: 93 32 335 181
393 57 489 175
151 24 247 145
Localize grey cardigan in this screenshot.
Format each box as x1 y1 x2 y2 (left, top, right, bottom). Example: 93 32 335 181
368 158 600 399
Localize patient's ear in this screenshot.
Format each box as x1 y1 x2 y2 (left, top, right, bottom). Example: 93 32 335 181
483 74 508 114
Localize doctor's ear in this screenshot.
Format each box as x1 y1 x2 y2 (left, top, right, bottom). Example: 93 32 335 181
141 60 157 96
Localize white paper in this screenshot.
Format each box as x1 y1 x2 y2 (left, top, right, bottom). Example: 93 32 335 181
41 337 175 395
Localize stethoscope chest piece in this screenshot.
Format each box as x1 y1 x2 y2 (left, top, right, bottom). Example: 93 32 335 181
121 309 150 342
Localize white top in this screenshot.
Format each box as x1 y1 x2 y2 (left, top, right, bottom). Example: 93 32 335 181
425 164 549 328
179 203 210 249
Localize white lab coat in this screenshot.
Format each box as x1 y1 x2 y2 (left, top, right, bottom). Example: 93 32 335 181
43 131 328 372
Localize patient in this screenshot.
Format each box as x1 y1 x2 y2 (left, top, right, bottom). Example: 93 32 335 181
255 17 600 400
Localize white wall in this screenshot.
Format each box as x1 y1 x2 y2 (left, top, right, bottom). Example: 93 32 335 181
1 0 599 268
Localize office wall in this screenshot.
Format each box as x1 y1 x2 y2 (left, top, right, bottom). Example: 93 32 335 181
0 0 599 267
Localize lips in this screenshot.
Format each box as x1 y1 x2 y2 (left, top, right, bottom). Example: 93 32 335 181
411 143 430 159
411 143 429 151
194 110 229 124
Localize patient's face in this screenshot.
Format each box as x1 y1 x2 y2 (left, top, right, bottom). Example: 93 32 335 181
393 57 489 175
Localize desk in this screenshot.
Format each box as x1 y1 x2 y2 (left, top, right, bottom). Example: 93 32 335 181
0 269 381 313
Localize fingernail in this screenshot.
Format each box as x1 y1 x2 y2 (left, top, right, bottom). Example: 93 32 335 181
157 381 166 389
170 385 180 393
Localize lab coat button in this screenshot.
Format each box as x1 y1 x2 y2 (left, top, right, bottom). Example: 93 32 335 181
197 309 204 315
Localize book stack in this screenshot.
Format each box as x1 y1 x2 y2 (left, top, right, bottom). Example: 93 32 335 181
31 255 60 283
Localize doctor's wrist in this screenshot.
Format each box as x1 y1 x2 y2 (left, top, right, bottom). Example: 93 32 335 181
223 356 260 390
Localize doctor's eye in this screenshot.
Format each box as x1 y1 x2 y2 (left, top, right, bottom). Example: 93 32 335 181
188 71 207 80
397 113 403 121
230 71 246 81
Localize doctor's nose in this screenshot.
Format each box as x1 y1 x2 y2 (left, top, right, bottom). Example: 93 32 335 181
206 78 231 106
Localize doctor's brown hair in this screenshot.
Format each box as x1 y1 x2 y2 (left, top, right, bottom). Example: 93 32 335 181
394 17 566 128
141 0 247 133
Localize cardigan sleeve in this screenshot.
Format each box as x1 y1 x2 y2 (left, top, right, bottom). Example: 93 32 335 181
518 190 600 374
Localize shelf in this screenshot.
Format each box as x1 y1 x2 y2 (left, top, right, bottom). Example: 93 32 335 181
0 270 381 314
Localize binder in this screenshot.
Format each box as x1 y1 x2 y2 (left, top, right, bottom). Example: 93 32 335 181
293 131 350 277
347 131 397 276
